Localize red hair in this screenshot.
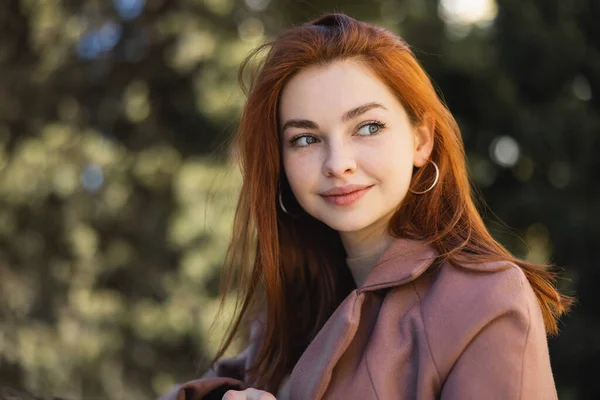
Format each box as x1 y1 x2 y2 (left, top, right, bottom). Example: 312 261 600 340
212 13 572 392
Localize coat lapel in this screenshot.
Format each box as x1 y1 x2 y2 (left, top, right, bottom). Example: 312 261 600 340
288 237 438 400
289 290 365 400
359 237 438 293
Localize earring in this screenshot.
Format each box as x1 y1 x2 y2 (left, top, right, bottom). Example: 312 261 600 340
278 180 298 217
409 160 439 195
278 189 292 215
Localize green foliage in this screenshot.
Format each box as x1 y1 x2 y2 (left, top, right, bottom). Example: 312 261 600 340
0 0 595 398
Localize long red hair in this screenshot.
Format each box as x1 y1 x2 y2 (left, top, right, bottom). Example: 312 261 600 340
212 13 572 392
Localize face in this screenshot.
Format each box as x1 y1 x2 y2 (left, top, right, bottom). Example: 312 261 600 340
279 59 433 237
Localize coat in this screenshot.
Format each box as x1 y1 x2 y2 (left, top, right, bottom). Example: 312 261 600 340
158 238 558 399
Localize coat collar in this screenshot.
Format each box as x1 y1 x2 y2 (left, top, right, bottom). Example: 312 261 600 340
289 237 439 400
357 237 439 293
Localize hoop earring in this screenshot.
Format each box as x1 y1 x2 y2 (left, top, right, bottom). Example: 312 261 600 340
278 181 298 217
278 189 292 215
409 160 439 195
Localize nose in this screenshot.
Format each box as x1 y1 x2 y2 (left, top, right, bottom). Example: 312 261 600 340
322 141 357 177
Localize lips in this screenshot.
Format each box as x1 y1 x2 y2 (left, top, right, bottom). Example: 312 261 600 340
320 184 373 206
320 184 373 196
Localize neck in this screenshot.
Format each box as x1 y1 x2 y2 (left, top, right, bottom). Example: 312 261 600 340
340 220 394 287
340 218 393 259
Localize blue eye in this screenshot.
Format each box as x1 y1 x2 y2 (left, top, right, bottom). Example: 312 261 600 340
357 122 385 136
291 135 318 147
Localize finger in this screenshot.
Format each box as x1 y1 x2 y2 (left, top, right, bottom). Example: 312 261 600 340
222 390 243 400
245 388 277 400
258 392 277 400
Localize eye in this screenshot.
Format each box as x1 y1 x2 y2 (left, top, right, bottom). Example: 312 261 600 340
290 135 319 148
357 121 385 136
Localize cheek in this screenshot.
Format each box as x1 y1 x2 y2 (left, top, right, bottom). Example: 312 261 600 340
372 135 415 185
282 152 314 197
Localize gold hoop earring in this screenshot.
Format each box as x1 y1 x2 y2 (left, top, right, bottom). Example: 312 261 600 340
409 160 439 195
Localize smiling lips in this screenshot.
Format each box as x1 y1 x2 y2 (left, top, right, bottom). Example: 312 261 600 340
320 184 373 206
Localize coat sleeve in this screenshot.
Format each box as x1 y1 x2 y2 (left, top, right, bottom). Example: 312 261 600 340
437 267 558 399
157 315 265 400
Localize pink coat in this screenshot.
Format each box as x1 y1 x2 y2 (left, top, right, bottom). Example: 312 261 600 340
159 238 558 399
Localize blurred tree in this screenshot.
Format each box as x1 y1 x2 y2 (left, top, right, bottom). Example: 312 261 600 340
402 0 597 398
0 0 596 399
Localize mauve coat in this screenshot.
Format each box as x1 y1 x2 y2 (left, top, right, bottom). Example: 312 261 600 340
158 238 558 399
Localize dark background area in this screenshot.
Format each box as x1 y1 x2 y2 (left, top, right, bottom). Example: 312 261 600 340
0 0 596 398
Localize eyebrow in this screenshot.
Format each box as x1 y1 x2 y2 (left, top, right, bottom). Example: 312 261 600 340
280 102 388 134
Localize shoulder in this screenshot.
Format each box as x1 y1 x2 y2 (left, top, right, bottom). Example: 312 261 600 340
415 258 541 374
418 257 533 315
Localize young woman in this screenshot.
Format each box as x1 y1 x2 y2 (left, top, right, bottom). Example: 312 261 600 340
159 13 572 400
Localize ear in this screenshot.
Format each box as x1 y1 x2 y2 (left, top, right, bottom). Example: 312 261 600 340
412 114 435 168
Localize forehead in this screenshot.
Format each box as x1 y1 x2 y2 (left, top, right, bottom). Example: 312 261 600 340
278 60 400 121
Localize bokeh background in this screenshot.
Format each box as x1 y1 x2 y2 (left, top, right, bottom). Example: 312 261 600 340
0 0 596 398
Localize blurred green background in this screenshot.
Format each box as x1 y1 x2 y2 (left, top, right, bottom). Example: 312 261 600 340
0 0 595 398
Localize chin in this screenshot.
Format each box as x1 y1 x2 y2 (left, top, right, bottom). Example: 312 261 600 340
316 214 374 234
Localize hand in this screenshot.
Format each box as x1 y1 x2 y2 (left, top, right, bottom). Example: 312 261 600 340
222 388 277 400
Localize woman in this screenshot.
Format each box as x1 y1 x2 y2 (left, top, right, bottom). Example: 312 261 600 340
159 13 572 400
